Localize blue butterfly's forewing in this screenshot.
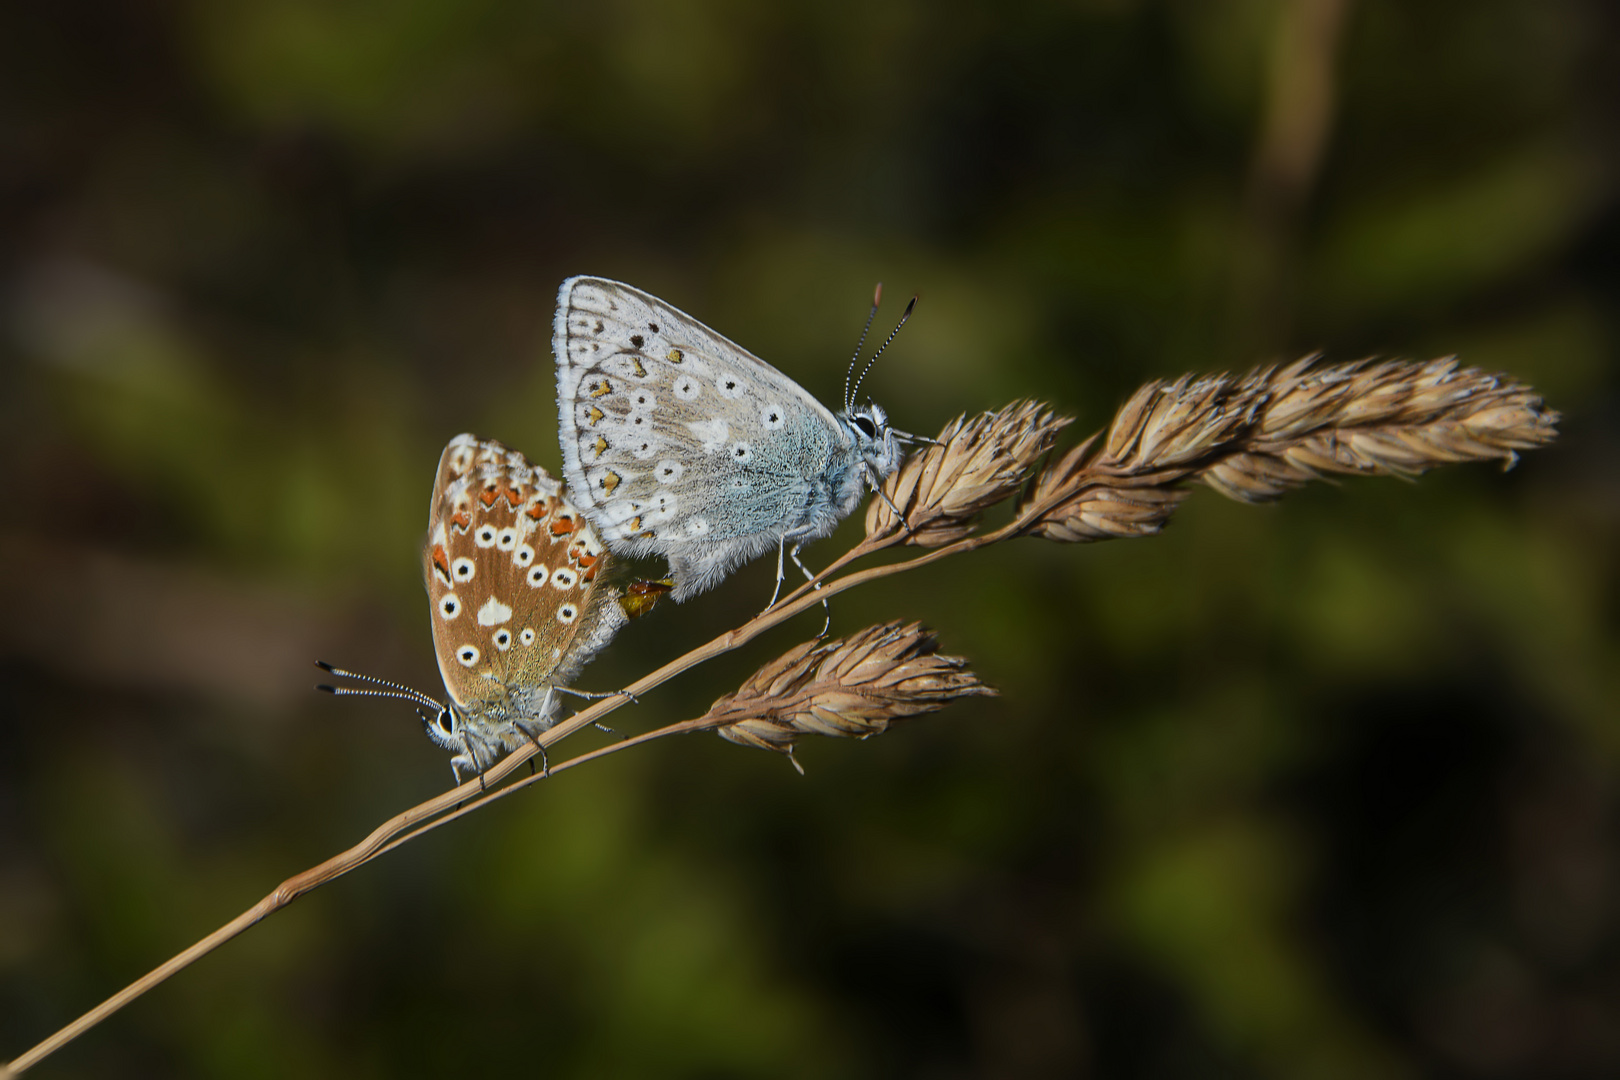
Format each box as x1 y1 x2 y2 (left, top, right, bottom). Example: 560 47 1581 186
554 277 866 598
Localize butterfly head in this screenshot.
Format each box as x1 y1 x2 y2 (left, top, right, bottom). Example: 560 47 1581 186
843 402 903 486
420 701 462 751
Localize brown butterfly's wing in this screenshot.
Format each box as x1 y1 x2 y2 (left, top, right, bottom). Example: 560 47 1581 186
422 434 626 769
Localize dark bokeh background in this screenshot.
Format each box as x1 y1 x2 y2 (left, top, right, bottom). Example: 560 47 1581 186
3 1 1616 1076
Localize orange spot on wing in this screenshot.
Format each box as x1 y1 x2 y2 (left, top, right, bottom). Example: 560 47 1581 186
431 545 452 583
450 510 472 531
550 516 577 537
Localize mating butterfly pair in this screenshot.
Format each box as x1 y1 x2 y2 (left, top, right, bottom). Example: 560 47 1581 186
327 278 912 781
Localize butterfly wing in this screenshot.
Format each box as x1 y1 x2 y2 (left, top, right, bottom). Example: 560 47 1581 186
423 434 626 757
554 276 857 597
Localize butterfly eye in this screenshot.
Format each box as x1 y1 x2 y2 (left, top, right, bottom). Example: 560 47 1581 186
451 558 475 582
436 709 457 736
439 595 461 619
852 415 878 439
456 645 480 667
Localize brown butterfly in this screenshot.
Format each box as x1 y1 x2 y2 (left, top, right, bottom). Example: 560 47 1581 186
320 434 669 783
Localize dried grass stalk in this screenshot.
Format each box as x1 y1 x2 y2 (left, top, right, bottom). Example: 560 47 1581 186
1024 355 1559 542
866 400 1071 545
705 622 996 758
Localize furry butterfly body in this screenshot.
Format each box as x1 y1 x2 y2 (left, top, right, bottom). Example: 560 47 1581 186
554 276 903 601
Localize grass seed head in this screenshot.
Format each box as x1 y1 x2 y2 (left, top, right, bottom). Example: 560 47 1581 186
704 622 996 758
866 400 1071 545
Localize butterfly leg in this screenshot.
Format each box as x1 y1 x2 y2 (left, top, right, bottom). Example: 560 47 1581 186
763 535 788 612
521 689 556 775
867 464 916 539
552 685 636 736
516 729 551 776
788 543 832 637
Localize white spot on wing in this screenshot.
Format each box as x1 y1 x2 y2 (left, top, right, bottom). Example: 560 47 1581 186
689 418 729 451
477 597 514 626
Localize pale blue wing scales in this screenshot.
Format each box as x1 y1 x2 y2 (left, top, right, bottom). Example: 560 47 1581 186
553 276 849 553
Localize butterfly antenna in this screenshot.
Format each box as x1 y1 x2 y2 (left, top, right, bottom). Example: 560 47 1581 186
844 282 884 412
850 295 916 407
314 660 442 711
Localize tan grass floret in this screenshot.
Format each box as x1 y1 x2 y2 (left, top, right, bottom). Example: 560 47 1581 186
1022 355 1559 543
704 622 996 761
866 400 1071 545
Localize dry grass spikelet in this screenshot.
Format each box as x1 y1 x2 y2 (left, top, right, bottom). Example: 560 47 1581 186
1204 355 1561 501
704 621 996 762
866 400 1071 545
1022 355 1560 542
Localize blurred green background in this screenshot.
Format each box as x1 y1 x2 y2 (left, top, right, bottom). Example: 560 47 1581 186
2 0 1615 1076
